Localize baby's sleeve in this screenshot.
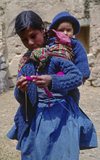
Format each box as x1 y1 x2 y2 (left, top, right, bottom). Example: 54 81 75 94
49 57 83 95
71 38 90 79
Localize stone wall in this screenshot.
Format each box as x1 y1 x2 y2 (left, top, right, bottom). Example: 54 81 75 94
89 0 100 86
0 1 9 93
0 0 100 94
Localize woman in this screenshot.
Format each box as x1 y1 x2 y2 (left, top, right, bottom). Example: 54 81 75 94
7 10 97 160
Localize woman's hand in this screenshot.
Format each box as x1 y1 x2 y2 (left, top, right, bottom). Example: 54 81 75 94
31 75 52 88
83 77 86 85
16 75 29 92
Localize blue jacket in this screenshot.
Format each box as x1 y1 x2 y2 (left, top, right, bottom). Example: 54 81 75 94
71 38 90 78
49 37 90 78
69 38 90 103
48 37 90 104
13 57 82 148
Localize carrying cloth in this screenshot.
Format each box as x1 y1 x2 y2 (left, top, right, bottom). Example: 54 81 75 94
18 29 74 72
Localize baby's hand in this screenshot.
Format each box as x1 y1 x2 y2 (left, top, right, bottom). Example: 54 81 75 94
16 75 29 92
31 75 52 88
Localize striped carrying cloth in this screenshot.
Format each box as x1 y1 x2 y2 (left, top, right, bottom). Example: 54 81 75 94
18 29 74 72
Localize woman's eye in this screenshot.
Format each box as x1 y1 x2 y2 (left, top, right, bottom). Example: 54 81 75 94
31 34 36 39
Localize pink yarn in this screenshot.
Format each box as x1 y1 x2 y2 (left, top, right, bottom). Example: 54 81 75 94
26 75 38 81
26 72 64 107
44 88 53 98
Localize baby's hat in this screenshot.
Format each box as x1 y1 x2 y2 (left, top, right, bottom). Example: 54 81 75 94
49 11 80 35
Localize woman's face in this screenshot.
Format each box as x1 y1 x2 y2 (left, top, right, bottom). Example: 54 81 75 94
56 22 74 38
18 27 45 50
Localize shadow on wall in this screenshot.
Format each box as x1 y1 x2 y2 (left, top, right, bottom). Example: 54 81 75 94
0 53 9 94
75 26 90 54
0 70 9 94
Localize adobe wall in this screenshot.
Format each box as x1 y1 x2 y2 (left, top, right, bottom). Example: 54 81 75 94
0 0 100 93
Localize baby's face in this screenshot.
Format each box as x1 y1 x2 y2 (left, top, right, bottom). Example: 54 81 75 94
56 22 74 38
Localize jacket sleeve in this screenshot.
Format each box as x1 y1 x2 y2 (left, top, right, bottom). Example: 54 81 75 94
49 57 83 95
14 68 26 105
14 62 37 107
71 38 90 79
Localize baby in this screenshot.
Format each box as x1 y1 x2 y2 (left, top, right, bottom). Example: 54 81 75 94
49 11 90 104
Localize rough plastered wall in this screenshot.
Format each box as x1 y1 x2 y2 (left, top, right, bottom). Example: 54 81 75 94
0 0 100 93
89 0 100 86
0 1 8 94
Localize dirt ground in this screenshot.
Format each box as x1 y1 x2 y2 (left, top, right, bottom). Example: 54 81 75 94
0 85 100 160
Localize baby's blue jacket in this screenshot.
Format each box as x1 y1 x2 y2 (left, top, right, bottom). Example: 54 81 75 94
71 38 90 78
49 37 90 78
48 37 90 104
69 38 90 104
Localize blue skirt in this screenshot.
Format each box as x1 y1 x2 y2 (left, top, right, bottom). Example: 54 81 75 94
7 96 98 160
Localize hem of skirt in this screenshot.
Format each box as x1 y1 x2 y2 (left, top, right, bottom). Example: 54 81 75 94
6 133 17 140
16 146 21 151
80 145 98 150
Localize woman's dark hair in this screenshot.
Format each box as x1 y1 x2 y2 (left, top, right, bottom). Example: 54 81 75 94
8 10 49 44
8 10 45 36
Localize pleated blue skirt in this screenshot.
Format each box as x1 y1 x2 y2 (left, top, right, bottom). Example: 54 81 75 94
18 96 97 160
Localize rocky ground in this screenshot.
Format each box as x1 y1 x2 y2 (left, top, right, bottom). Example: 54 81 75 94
0 84 100 160
79 85 100 160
